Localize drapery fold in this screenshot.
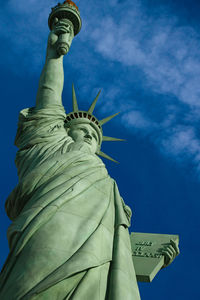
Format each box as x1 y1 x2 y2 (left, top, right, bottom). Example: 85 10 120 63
0 105 140 300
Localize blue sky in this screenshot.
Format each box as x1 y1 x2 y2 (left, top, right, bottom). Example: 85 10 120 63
0 0 199 298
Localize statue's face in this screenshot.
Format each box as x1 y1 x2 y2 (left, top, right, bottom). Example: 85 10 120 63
68 123 99 154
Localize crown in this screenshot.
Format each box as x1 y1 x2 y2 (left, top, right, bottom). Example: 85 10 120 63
64 85 124 163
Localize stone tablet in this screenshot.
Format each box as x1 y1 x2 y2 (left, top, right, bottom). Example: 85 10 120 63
130 232 179 282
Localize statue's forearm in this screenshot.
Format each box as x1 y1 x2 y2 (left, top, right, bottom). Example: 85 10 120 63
36 55 64 109
35 17 75 109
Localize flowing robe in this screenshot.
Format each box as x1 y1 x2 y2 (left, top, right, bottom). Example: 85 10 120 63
0 105 141 300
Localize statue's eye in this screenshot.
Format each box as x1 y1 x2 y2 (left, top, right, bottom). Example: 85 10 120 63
79 127 87 133
92 133 97 141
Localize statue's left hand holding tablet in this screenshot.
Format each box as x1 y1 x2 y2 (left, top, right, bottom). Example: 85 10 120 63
161 239 180 268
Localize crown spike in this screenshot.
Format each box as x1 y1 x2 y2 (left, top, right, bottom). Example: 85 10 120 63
98 151 119 163
102 136 125 142
99 112 120 126
72 84 79 112
88 90 101 114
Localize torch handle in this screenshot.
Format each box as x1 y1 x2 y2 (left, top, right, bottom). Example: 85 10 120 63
53 18 74 56
57 33 70 56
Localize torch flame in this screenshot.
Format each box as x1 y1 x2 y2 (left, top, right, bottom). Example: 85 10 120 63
63 0 79 11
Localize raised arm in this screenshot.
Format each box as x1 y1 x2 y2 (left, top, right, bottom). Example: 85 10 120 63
36 18 74 109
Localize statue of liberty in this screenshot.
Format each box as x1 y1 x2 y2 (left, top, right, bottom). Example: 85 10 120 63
0 1 179 299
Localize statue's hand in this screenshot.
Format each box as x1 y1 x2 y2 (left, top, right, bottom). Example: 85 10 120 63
160 239 180 268
47 18 74 58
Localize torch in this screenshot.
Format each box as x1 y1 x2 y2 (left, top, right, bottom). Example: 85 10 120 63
48 0 82 56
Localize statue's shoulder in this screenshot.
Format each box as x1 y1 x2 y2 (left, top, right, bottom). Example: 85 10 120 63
18 107 35 121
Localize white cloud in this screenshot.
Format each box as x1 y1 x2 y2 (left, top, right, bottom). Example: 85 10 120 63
161 126 200 165
87 7 200 108
122 110 154 131
0 0 56 73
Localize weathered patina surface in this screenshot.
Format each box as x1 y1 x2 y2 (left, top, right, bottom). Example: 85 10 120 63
0 2 180 299
0 3 141 300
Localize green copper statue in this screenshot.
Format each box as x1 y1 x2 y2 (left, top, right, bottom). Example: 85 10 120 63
0 1 179 299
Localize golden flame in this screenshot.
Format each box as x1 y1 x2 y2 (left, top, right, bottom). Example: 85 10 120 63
63 0 79 11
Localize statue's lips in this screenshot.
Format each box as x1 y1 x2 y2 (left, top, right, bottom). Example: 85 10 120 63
84 139 92 145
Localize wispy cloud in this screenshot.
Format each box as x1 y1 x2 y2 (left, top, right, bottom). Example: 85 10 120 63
0 0 55 72
161 126 200 175
89 10 200 108
123 110 155 131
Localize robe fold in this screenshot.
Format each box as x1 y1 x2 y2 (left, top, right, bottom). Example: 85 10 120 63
0 105 140 300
